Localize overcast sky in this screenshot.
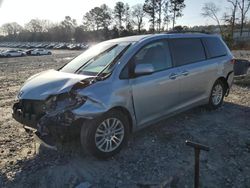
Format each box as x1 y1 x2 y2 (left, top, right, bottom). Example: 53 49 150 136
0 0 247 27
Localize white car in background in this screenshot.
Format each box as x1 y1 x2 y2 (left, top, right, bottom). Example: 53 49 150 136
0 50 26 57
30 49 52 56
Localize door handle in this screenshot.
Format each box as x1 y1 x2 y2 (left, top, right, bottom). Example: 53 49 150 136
169 73 179 80
181 70 189 76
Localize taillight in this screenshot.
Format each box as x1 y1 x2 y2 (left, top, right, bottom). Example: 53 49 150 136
231 59 236 64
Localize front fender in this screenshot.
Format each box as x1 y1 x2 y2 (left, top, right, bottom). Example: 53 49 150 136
72 97 108 119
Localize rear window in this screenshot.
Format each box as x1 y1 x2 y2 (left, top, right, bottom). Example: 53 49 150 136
169 38 206 66
202 37 227 58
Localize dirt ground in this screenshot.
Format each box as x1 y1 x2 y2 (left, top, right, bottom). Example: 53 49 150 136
0 49 249 188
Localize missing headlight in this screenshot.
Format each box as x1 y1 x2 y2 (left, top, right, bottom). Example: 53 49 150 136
45 92 86 112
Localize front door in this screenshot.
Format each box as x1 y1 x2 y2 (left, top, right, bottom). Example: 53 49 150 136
129 40 181 126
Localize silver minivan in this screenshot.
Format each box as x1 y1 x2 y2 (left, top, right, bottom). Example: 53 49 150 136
13 33 234 158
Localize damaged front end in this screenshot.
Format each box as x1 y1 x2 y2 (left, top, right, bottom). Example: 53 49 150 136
12 79 94 148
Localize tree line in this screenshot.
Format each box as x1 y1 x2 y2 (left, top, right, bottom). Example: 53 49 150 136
0 0 250 45
0 0 185 42
201 0 250 45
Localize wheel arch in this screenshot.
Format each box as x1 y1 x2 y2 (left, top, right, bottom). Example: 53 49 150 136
109 106 133 133
217 76 229 94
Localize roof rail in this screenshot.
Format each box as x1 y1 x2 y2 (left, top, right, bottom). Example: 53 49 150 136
165 30 213 34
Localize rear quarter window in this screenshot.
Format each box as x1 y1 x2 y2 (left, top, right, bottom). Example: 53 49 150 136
169 38 206 66
202 37 227 58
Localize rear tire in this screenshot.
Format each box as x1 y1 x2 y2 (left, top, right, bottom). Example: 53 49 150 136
80 110 129 159
207 80 225 110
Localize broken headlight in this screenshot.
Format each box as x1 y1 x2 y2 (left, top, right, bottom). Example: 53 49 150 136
45 92 86 112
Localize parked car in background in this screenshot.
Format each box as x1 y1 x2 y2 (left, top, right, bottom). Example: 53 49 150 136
234 59 250 80
67 44 83 50
30 49 52 56
0 41 88 50
45 43 56 49
25 49 34 55
54 43 68 49
13 33 234 158
0 50 26 57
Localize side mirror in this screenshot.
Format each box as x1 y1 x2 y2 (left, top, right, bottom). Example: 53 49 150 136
134 64 154 76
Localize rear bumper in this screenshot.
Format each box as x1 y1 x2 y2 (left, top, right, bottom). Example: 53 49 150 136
234 70 250 80
234 75 247 79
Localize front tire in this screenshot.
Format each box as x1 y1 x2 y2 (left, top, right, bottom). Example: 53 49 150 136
80 110 129 159
207 80 225 110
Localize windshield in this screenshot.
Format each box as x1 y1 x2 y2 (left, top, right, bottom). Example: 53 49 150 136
60 42 131 76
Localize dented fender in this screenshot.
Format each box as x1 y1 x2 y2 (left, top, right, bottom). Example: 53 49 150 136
72 96 108 119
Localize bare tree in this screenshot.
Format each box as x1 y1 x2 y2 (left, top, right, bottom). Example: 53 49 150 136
41 20 55 32
60 16 77 41
201 2 223 34
132 4 145 33
226 0 238 38
238 0 250 36
25 19 45 33
124 3 133 30
1 22 23 36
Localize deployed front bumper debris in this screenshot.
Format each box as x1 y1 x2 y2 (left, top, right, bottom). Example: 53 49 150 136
23 125 57 150
13 99 82 149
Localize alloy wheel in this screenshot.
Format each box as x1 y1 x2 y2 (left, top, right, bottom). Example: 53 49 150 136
212 84 223 105
95 118 124 152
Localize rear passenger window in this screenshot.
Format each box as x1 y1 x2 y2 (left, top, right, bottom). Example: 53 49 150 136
203 37 227 58
169 38 206 66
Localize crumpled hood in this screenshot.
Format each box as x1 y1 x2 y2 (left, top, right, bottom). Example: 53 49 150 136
18 69 93 100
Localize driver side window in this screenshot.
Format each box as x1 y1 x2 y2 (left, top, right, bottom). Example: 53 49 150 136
132 40 172 72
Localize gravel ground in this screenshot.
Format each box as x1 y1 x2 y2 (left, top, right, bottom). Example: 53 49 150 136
0 50 249 188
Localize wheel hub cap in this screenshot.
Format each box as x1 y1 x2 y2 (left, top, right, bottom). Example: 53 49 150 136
95 118 124 152
212 84 223 105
